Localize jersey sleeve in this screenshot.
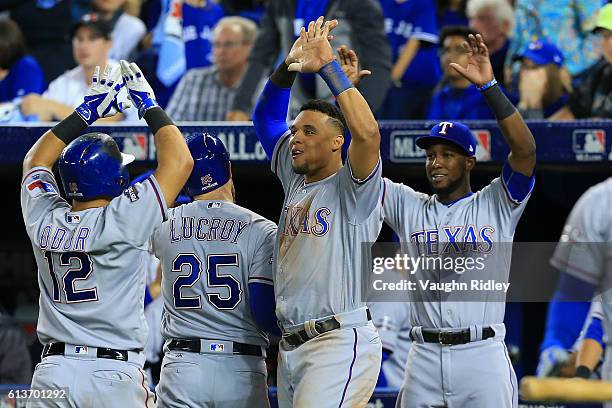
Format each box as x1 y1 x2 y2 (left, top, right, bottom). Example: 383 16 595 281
247 218 277 286
337 156 383 224
382 178 424 235
20 167 70 243
105 175 169 248
480 161 535 236
550 184 609 285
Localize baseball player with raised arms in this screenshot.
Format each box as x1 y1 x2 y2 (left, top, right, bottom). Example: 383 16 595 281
151 132 278 407
542 178 612 407
252 17 384 407
21 61 193 407
383 34 536 408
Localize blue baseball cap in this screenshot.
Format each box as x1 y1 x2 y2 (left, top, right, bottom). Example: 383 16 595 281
416 121 477 157
519 40 564 67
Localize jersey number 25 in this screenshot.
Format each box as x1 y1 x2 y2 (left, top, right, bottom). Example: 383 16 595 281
172 253 242 310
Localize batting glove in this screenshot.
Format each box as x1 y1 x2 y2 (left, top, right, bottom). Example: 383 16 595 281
120 60 158 119
536 346 570 377
75 65 131 125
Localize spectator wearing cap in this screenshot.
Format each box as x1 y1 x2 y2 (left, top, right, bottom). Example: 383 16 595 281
92 0 147 60
166 16 256 121
551 3 612 120
378 0 442 119
427 25 514 120
0 19 45 104
517 40 571 119
466 0 513 88
20 14 134 122
509 0 600 80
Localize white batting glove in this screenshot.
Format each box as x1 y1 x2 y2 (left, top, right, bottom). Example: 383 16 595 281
75 65 131 125
536 346 570 377
120 60 158 119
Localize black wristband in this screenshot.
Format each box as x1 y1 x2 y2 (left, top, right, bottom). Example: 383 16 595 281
270 61 297 89
575 365 592 379
482 84 517 121
143 107 174 134
51 112 88 145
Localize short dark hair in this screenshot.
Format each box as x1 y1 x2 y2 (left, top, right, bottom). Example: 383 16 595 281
0 19 26 70
439 25 480 45
299 99 347 137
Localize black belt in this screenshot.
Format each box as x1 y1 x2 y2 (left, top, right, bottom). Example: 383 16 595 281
167 339 263 357
42 342 129 361
420 327 495 345
282 309 372 349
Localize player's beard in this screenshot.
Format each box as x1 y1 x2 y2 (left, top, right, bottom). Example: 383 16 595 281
430 172 466 197
292 162 309 175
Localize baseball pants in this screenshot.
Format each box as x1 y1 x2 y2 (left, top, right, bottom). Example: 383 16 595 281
277 321 382 408
396 334 517 408
27 352 154 408
156 350 269 408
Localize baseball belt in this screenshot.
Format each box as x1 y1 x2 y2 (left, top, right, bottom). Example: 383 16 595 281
419 327 495 345
282 308 372 348
167 339 263 357
42 342 130 361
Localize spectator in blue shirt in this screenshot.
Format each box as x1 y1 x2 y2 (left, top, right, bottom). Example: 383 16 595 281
183 0 225 70
0 19 45 104
379 0 442 119
517 40 571 119
427 25 501 120
436 0 468 29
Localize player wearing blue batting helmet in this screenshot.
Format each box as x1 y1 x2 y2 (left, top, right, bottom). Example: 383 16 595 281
182 132 231 197
58 132 134 201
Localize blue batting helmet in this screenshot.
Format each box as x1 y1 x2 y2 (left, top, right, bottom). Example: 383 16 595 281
183 132 231 197
58 133 134 201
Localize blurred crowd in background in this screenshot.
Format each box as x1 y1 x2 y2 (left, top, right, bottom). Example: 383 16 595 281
0 0 611 124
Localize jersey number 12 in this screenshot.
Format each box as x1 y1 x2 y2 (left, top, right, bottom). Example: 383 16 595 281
43 251 98 303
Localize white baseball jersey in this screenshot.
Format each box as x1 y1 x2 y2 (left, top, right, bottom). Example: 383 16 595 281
271 131 384 326
151 200 277 347
21 167 168 350
550 178 612 345
382 166 533 329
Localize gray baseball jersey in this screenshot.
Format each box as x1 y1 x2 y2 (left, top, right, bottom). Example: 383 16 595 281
151 200 276 347
21 167 168 350
271 131 384 326
551 178 612 343
382 172 532 329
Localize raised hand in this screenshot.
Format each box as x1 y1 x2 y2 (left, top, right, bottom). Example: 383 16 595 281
337 45 371 87
287 16 338 73
75 65 130 125
449 34 495 88
120 60 158 118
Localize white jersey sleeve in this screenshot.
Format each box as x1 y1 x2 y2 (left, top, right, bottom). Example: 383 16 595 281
270 132 300 192
381 178 427 234
550 181 612 285
104 175 169 248
247 219 277 286
21 167 71 244
478 162 535 237
337 157 383 224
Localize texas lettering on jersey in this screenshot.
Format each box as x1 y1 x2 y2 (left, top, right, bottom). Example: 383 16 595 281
281 204 331 237
410 225 495 256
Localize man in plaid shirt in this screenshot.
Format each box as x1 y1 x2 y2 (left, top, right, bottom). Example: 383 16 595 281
166 16 256 121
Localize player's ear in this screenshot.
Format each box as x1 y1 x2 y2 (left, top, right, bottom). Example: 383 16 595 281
331 134 344 152
465 157 476 171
